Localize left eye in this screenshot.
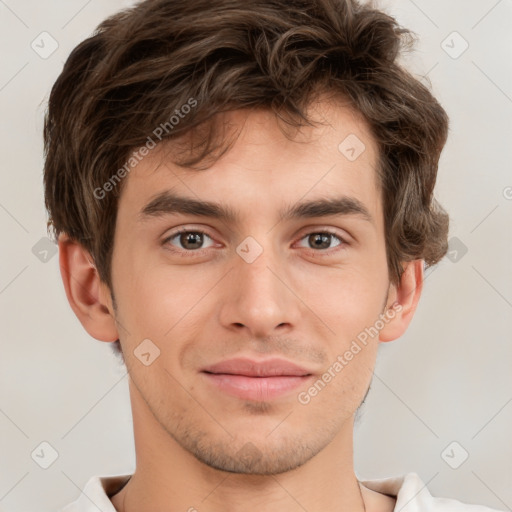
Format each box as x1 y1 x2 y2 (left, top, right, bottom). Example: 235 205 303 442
296 232 343 251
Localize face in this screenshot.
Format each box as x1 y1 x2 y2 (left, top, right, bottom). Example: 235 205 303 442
107 96 393 475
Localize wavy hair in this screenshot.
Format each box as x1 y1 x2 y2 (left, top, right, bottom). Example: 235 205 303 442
43 0 449 358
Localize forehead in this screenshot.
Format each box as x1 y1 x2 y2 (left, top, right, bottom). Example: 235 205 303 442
118 96 381 225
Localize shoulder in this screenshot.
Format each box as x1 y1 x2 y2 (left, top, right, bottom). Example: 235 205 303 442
360 472 505 512
61 474 132 512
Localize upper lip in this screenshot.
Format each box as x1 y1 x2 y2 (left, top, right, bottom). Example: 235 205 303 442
201 357 312 377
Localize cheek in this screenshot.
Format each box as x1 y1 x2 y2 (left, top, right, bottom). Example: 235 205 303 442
298 265 386 402
114 259 218 374
131 277 187 336
296 346 376 419
112 249 186 340
309 262 389 339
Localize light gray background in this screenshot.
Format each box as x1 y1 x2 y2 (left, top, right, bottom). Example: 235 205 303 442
0 0 511 510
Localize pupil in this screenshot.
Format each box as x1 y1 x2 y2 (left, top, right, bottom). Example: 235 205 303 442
311 233 330 249
182 232 202 249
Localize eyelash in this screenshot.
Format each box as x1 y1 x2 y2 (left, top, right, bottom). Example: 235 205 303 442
162 227 348 257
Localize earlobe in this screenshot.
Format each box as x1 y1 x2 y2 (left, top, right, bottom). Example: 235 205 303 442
379 259 424 343
58 234 119 342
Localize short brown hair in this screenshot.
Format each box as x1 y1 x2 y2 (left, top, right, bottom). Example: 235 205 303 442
43 0 449 310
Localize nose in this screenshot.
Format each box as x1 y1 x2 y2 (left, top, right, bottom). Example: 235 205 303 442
218 240 302 339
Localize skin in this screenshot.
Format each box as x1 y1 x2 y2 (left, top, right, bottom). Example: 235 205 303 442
59 93 423 512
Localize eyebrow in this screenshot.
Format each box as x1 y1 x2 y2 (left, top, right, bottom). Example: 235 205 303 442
139 191 373 224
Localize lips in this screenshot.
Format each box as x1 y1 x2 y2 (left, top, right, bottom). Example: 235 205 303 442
201 357 312 377
201 357 314 401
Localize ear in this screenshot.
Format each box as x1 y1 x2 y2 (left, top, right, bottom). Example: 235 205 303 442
58 233 119 342
379 259 424 343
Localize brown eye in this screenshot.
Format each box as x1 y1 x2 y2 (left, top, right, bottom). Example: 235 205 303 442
164 229 215 252
309 233 334 250
178 232 204 250
297 231 344 251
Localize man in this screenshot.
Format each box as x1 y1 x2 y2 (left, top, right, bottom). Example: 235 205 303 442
43 0 503 510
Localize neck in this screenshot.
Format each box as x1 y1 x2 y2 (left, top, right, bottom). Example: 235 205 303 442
111 378 368 512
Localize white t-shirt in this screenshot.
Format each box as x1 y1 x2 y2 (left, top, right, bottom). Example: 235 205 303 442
61 472 504 512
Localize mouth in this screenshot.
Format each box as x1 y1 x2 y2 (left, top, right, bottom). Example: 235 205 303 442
200 357 314 401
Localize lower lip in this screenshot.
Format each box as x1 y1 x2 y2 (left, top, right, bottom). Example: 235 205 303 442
202 372 312 401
